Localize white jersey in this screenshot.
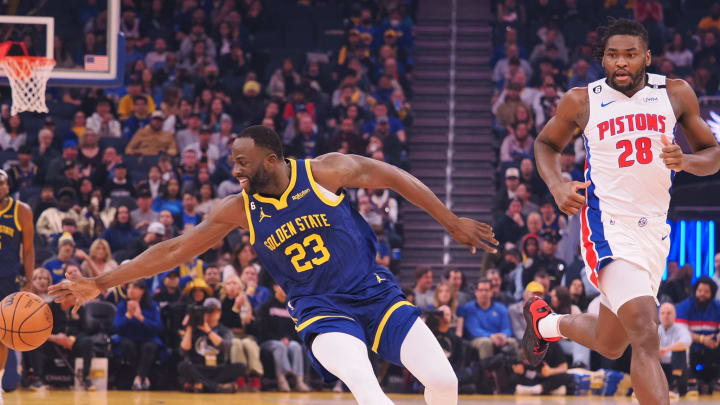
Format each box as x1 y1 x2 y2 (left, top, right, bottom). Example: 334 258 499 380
580 74 675 289
583 73 677 218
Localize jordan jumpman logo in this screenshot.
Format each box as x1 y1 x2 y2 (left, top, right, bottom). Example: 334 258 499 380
259 207 272 223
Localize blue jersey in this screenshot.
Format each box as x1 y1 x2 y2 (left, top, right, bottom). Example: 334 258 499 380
0 198 23 278
244 159 420 382
244 159 380 300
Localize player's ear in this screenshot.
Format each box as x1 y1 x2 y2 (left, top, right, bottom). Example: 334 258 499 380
645 49 651 67
265 152 278 165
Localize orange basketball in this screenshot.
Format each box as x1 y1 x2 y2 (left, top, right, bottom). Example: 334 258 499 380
0 292 53 351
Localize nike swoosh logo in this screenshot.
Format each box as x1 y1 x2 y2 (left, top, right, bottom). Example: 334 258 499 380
662 234 669 241
601 101 616 107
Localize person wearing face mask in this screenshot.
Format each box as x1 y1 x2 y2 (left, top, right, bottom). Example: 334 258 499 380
380 8 413 42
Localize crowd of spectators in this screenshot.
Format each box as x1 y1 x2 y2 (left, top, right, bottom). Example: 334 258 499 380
2 0 720 398
0 0 421 394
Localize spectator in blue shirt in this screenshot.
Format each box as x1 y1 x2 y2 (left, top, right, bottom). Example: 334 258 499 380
460 279 519 361
363 103 406 141
675 276 720 392
173 191 203 231
152 177 183 215
43 233 79 284
113 279 163 391
101 205 140 253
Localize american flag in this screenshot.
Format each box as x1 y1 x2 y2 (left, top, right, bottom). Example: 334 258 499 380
84 55 109 71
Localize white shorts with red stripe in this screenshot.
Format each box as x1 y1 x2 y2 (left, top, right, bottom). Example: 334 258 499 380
580 207 671 313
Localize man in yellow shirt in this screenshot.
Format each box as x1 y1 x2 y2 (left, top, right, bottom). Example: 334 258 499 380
117 81 156 120
699 3 720 32
125 111 178 156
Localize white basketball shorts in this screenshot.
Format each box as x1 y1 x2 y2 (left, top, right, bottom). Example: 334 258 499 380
580 207 671 314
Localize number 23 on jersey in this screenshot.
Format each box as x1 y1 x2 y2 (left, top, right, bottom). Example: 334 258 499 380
284 233 331 272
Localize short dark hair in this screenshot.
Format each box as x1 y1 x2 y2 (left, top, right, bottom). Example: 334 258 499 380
238 125 284 158
486 268 500 277
595 18 649 60
476 278 491 289
133 95 147 104
415 265 432 281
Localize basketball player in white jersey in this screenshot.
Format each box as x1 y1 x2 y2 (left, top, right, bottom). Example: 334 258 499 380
523 19 720 405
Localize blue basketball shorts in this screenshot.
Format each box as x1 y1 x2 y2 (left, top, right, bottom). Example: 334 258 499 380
288 268 421 382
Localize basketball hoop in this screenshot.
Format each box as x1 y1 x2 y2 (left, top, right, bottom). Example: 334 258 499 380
0 41 55 116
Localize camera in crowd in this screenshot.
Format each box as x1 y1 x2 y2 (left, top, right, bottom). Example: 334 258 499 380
187 304 211 328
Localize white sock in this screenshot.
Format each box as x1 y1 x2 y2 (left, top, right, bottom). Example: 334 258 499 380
515 384 542 395
537 313 565 339
550 385 566 395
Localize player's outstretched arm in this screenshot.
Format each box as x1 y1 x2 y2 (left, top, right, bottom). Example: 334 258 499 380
309 153 498 253
50 194 247 302
664 79 720 176
535 88 591 216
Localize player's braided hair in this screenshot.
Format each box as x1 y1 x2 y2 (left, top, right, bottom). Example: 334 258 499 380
238 125 284 158
593 18 649 60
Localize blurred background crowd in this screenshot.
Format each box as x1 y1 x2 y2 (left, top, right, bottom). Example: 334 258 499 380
0 0 718 399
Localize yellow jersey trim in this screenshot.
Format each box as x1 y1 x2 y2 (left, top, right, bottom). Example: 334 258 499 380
371 300 413 353
13 199 21 232
295 314 355 332
253 159 297 210
0 197 13 217
305 159 344 207
242 191 255 245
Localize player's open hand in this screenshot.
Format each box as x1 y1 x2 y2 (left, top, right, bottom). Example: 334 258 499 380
48 272 101 314
660 134 684 172
550 181 590 216
447 217 499 254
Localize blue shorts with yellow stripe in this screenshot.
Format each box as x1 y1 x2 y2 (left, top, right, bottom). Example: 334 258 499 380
288 268 420 382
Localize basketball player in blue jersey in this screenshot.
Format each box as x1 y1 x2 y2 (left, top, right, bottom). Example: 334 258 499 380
51 125 498 404
0 170 35 403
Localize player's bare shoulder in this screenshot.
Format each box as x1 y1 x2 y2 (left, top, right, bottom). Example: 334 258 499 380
16 200 33 223
307 152 354 192
665 78 697 120
559 87 591 130
210 193 250 229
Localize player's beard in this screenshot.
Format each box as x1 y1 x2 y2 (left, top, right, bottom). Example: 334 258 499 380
245 165 273 195
609 67 645 93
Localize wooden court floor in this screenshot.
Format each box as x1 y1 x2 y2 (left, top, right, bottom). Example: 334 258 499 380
3 390 720 405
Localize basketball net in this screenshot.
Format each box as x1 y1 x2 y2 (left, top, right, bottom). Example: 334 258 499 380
0 42 55 116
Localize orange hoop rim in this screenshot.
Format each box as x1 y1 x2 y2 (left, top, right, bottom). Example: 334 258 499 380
0 56 55 85
0 56 56 65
